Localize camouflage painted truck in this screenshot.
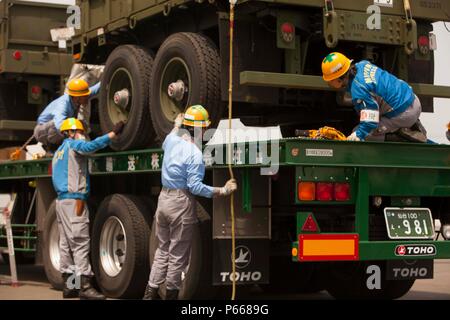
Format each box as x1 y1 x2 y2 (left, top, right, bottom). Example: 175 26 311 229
2 0 450 299
0 0 72 147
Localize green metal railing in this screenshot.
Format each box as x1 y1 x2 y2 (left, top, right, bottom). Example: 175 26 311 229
0 224 37 253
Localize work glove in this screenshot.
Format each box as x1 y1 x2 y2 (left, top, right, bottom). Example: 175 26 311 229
347 132 361 142
219 179 238 196
113 121 125 135
174 113 184 129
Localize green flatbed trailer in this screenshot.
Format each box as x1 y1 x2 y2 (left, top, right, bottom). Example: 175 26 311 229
2 0 450 300
1 137 450 299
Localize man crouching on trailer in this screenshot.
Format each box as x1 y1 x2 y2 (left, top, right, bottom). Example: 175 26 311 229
52 118 124 299
322 52 427 142
143 105 237 300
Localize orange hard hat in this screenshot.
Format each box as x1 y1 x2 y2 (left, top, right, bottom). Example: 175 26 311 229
65 78 91 97
321 52 353 82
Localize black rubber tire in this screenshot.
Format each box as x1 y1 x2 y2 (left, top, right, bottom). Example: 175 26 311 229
325 261 415 299
42 200 64 290
99 45 154 150
149 213 215 299
91 194 152 298
149 32 222 143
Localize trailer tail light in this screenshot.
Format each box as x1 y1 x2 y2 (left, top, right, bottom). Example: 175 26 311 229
280 22 295 43
298 182 315 201
316 183 333 201
12 50 22 60
334 182 351 201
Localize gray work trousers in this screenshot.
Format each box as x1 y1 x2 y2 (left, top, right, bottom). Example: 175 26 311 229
55 199 93 276
365 95 422 141
34 120 65 146
148 188 198 290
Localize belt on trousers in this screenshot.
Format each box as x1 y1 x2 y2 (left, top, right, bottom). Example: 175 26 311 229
161 187 193 198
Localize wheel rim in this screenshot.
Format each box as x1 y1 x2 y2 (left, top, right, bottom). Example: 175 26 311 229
49 218 60 271
159 57 191 121
108 67 134 124
100 216 127 277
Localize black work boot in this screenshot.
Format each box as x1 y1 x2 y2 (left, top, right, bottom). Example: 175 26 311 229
62 273 79 299
143 284 160 300
165 289 179 300
79 275 106 300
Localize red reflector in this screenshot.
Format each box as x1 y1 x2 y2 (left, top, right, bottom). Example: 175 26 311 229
302 214 318 232
281 22 294 34
335 183 351 201
316 182 333 201
12 50 22 60
31 86 41 94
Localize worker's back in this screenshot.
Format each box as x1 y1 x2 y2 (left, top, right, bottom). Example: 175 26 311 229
161 131 213 198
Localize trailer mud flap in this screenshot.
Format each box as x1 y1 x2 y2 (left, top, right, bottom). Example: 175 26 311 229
386 259 433 280
213 239 269 285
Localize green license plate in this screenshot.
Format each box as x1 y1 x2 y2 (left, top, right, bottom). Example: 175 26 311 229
384 207 434 239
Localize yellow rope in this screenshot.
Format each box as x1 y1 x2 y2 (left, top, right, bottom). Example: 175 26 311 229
228 1 236 301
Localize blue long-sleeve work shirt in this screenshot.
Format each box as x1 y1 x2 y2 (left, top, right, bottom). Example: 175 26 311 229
348 61 415 140
161 132 214 198
37 82 101 130
52 134 111 201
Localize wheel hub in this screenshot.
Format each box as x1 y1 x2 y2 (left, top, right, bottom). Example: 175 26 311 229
100 216 127 277
113 88 130 109
167 80 187 102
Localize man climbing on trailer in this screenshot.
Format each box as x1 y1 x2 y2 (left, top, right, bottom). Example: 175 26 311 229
143 105 237 300
52 117 124 300
322 52 427 142
34 78 100 149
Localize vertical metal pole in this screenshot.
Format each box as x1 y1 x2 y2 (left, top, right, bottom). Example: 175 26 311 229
4 209 18 286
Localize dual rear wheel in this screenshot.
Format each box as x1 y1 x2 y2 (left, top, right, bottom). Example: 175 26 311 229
99 33 223 150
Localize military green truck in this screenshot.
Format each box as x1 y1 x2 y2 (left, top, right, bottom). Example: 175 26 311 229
0 0 72 146
2 0 450 300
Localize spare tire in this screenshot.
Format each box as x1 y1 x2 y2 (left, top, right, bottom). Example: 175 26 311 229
99 45 154 150
91 194 153 298
149 32 222 142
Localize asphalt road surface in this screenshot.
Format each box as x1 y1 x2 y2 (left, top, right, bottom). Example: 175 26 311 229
0 259 449 300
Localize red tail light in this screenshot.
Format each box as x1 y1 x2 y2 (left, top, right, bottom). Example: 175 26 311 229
334 182 351 201
316 183 333 201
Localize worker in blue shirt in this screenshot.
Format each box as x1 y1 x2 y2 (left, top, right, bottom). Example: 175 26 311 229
52 117 124 299
143 105 237 300
321 52 427 142
34 78 100 148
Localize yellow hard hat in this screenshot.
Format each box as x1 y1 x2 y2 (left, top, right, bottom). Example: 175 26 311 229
65 78 91 97
183 105 211 128
321 52 353 82
60 118 85 132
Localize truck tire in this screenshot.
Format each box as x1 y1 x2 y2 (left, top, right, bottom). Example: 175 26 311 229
149 32 222 142
325 261 415 299
91 194 152 298
149 214 215 299
42 200 64 290
99 45 154 150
